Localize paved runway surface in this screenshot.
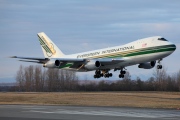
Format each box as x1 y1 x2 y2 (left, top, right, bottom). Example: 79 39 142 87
0 105 180 120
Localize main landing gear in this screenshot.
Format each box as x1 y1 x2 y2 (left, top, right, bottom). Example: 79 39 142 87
94 70 103 78
119 68 126 78
157 59 163 69
94 70 113 78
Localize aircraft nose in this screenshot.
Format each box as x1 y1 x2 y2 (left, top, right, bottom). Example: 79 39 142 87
174 44 176 50
168 40 176 51
171 43 176 51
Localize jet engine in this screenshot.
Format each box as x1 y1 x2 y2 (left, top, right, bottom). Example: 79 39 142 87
138 61 156 69
84 60 101 70
43 59 61 68
43 60 56 68
55 60 61 67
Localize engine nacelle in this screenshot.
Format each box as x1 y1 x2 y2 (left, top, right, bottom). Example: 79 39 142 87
43 59 61 68
84 60 101 70
55 60 61 67
138 61 156 69
43 60 56 68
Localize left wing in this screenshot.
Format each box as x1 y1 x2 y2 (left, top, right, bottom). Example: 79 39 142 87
10 56 85 63
11 56 126 70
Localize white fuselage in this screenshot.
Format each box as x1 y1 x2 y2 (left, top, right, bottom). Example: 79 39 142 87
61 36 176 71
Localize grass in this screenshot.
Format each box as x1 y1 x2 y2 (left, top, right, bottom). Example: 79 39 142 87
0 92 180 109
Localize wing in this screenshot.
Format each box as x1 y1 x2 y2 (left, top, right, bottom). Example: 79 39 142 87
11 56 125 70
10 56 86 67
10 56 85 70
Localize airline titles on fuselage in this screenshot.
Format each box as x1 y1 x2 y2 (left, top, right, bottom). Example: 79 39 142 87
77 46 134 58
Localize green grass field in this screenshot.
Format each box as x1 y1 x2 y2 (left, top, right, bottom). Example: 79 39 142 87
0 92 180 109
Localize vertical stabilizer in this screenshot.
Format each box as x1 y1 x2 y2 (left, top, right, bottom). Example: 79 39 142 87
37 32 64 58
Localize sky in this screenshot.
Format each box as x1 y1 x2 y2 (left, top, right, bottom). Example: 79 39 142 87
0 0 180 82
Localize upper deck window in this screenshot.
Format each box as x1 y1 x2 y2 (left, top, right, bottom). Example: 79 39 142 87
158 38 168 41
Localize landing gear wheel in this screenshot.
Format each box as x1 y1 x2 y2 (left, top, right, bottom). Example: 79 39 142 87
119 68 126 78
120 70 126 75
119 74 121 78
122 74 124 78
94 70 103 78
119 74 124 78
101 69 113 78
157 59 163 69
101 73 103 77
104 74 109 78
109 73 113 77
157 65 162 69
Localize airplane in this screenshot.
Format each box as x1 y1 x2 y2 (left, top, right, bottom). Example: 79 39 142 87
11 32 176 78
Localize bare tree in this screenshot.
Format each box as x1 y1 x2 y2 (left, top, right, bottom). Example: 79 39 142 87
16 65 25 91
24 65 34 91
153 67 168 91
146 77 156 91
40 67 46 91
46 68 55 91
34 66 42 91
122 71 131 90
59 70 65 91
176 70 180 91
60 70 78 91
136 77 143 91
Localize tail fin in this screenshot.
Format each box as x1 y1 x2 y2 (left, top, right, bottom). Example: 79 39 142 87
37 32 64 58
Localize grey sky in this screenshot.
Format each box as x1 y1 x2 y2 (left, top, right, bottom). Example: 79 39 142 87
0 0 180 82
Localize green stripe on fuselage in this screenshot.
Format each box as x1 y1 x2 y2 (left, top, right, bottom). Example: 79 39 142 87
59 63 73 68
59 44 175 69
85 44 176 59
124 47 175 57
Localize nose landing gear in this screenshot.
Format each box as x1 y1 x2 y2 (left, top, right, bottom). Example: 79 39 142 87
157 59 163 69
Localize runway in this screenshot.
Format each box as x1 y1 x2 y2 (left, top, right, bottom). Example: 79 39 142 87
0 105 180 120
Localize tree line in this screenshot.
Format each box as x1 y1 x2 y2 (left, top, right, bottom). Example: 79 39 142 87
1 65 180 92
79 69 180 91
15 65 78 92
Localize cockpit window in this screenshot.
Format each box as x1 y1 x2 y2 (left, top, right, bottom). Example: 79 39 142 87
158 38 168 41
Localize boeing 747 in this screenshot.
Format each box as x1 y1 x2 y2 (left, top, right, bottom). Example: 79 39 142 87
11 32 176 78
